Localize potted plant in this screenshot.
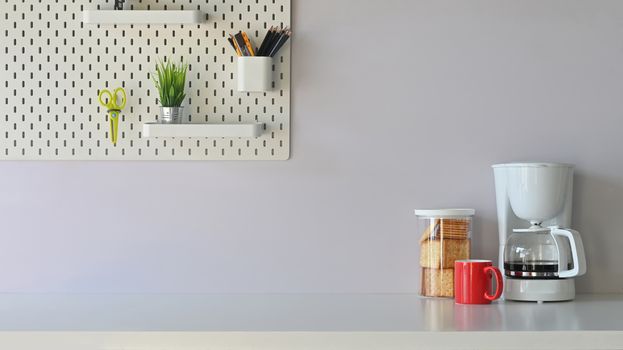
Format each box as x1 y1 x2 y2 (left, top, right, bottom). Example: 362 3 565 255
152 58 188 124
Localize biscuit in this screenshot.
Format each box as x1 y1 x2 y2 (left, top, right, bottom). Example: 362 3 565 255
421 268 454 297
420 219 440 242
420 219 470 242
420 238 470 268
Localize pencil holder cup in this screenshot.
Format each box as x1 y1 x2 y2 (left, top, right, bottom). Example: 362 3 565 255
237 57 272 92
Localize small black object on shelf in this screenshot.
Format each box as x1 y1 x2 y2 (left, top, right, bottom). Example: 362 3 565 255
114 0 125 10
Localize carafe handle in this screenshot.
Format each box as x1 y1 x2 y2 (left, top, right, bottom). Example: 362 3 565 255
551 228 587 278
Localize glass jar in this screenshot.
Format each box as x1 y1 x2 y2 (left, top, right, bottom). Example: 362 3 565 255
415 209 474 298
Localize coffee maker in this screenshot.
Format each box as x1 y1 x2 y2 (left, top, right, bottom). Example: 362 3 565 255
492 163 587 302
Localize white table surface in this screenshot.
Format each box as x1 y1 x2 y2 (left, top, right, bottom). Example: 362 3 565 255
0 293 621 349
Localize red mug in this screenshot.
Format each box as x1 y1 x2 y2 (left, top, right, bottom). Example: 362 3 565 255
454 260 503 304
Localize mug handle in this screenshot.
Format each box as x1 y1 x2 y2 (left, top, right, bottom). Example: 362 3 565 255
484 266 503 301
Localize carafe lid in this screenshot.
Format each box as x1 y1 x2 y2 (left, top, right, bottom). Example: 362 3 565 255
513 227 551 233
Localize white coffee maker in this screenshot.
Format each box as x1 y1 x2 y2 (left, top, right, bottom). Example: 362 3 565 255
492 163 587 302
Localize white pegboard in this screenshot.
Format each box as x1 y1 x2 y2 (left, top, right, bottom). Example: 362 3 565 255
0 0 290 160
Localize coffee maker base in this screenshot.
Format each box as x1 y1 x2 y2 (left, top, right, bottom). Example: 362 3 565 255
505 278 575 302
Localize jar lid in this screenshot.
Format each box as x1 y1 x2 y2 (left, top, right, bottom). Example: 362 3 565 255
414 208 475 217
491 162 574 169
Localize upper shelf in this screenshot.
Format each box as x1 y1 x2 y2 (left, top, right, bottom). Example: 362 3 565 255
82 10 205 25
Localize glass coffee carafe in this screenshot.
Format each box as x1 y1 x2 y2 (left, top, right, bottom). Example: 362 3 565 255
504 226 583 279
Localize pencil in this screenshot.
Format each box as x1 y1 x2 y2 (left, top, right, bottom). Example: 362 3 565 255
234 32 249 56
264 27 282 56
257 26 274 57
259 27 276 56
227 37 237 52
269 30 291 57
229 34 242 56
241 31 256 56
232 26 292 57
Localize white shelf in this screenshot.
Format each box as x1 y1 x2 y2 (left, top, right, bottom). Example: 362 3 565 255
143 123 263 138
82 10 205 24
0 294 621 349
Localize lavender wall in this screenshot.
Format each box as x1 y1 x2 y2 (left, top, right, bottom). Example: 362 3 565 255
1 0 622 293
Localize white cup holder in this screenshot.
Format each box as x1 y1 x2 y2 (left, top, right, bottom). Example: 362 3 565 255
237 56 272 92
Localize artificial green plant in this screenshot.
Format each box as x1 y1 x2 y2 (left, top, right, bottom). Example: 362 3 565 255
152 58 188 107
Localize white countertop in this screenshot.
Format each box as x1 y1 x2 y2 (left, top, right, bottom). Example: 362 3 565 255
0 293 622 349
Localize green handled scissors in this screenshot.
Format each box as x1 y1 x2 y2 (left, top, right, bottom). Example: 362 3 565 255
98 87 127 145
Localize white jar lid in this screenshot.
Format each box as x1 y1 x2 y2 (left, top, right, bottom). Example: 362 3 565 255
491 162 573 168
414 208 475 217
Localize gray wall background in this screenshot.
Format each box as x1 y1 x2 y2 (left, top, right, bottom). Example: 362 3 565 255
0 0 622 293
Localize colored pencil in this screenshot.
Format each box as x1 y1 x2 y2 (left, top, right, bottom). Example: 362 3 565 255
227 26 291 57
257 26 275 56
269 29 290 57
241 31 256 56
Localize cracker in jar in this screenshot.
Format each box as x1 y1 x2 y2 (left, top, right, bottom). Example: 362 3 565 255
421 268 454 297
420 238 470 268
420 219 440 243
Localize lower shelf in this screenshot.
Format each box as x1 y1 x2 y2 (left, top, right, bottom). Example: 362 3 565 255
142 123 264 138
